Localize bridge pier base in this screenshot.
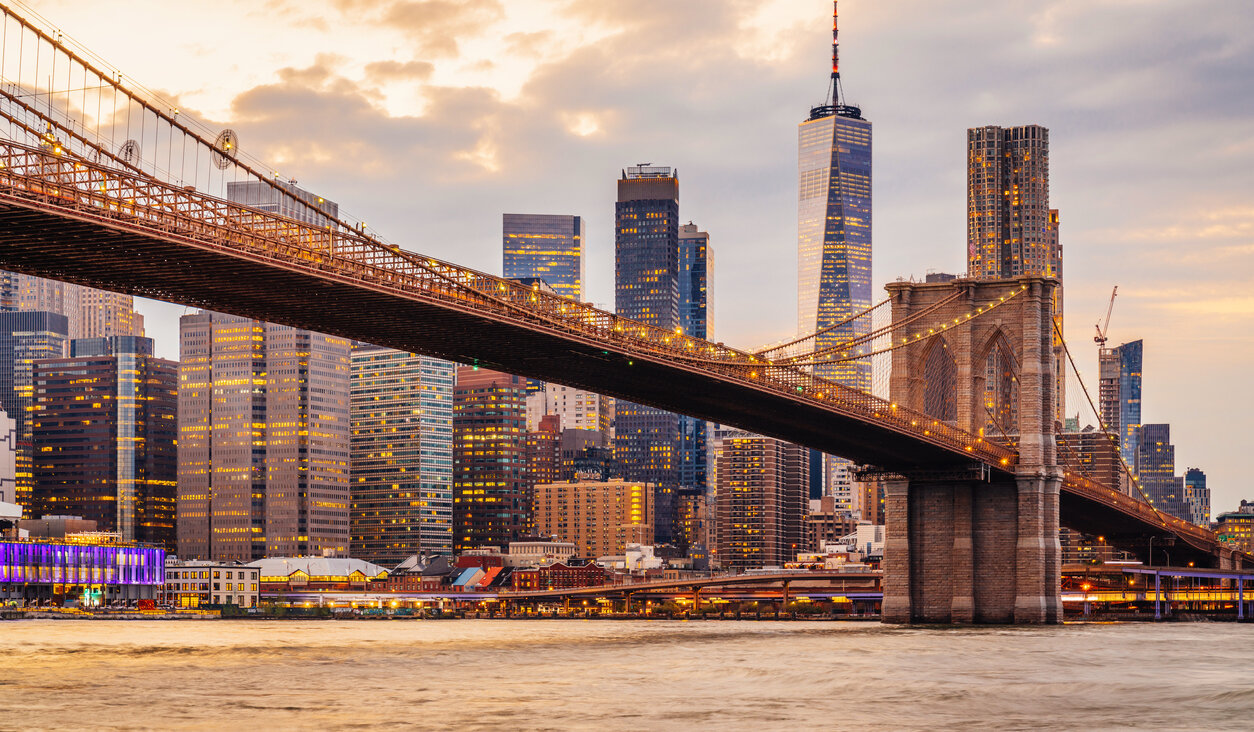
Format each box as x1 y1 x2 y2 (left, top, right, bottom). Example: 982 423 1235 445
883 470 1063 624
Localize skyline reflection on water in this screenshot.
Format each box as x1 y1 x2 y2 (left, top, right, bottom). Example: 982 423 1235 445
1 619 1252 730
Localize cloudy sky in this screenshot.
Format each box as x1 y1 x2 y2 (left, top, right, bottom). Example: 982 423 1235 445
37 0 1254 512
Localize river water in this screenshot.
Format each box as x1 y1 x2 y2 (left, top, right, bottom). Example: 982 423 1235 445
1 619 1251 730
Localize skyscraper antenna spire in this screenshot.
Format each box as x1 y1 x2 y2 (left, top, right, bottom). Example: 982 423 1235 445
811 1 859 120
831 0 842 106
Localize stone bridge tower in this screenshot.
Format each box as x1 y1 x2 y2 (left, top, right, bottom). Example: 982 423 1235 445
881 276 1063 624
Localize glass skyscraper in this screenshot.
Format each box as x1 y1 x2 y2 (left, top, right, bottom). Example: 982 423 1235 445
678 223 712 497
32 336 177 549
502 214 585 301
1135 423 1188 521
1099 339 1142 466
615 165 681 543
350 346 454 564
797 103 872 390
798 5 871 504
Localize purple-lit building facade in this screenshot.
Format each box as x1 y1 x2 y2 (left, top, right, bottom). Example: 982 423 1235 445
0 540 164 605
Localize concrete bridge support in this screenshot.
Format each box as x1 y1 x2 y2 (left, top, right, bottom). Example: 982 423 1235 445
882 472 1063 624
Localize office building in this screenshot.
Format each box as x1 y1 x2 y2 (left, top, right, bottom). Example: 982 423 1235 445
615 164 682 542
0 311 69 514
716 435 808 570
1183 468 1209 527
349 346 454 565
453 367 530 551
226 180 339 226
31 336 177 549
1135 424 1188 522
502 214 585 301
178 312 351 562
532 478 653 558
1099 340 1143 467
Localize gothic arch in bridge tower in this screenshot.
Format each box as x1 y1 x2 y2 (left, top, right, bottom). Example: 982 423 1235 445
919 335 958 424
973 327 1020 441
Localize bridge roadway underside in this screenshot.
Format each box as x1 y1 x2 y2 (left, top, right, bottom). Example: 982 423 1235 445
1060 491 1218 567
0 199 984 474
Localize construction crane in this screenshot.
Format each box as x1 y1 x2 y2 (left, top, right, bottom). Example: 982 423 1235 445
1094 286 1118 348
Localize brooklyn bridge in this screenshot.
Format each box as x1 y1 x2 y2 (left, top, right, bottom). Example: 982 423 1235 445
0 2 1242 624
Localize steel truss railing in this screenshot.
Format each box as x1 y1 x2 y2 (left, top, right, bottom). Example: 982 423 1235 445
0 140 1015 469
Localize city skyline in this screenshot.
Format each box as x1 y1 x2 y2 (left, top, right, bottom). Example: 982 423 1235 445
34 0 1254 512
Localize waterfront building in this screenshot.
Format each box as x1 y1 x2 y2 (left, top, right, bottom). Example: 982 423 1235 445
1216 501 1254 554
248 555 389 595
162 560 260 608
1099 340 1143 466
349 346 454 565
1135 424 1188 521
506 538 577 568
31 336 177 549
453 367 530 552
0 535 164 606
716 435 808 571
532 478 653 559
0 311 68 515
502 214 585 301
511 560 606 591
615 164 682 541
177 312 351 562
1183 468 1209 527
